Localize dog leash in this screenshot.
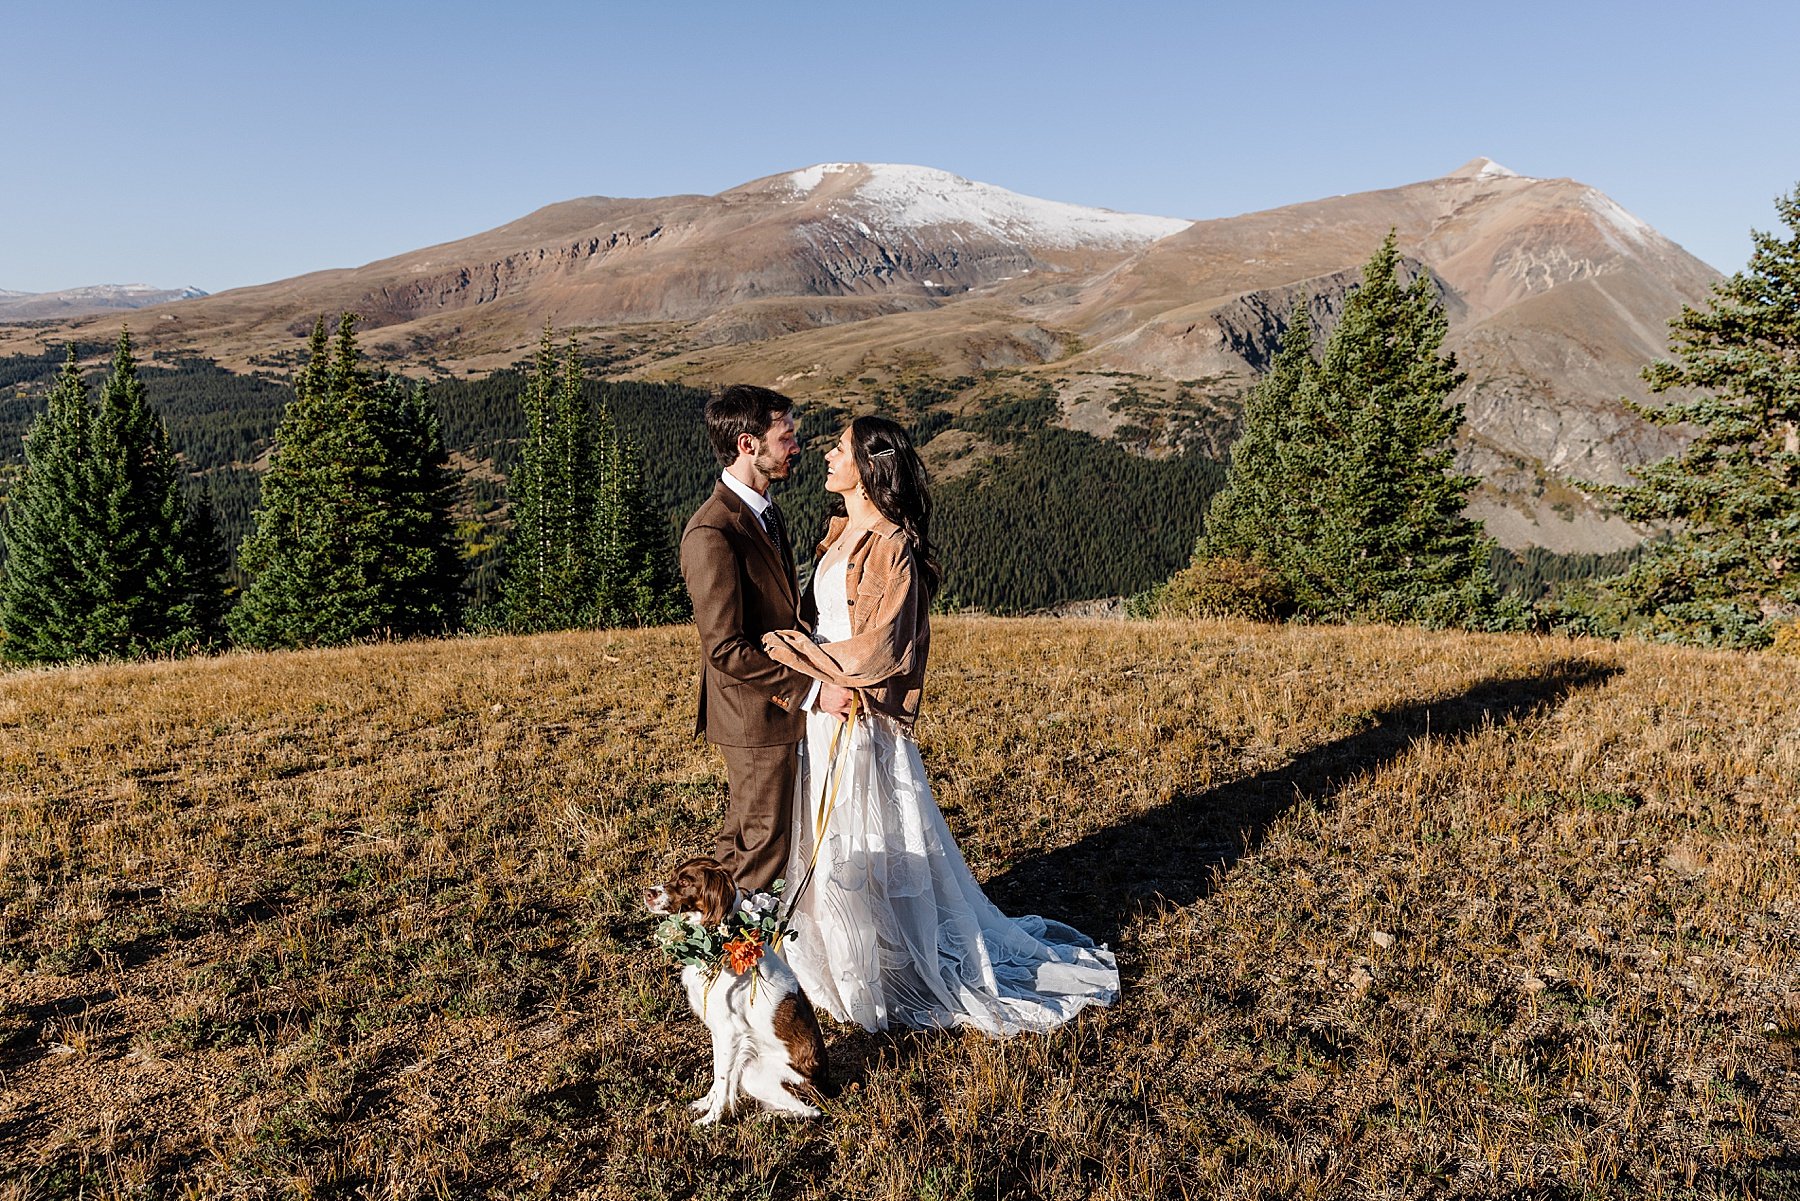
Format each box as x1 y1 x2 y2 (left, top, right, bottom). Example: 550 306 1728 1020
776 691 860 938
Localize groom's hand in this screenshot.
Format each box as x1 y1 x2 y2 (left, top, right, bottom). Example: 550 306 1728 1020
818 685 855 720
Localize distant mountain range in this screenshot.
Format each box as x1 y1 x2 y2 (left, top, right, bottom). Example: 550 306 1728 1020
0 283 206 321
0 159 1721 553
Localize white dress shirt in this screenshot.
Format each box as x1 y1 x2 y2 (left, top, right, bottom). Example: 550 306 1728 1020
720 469 774 533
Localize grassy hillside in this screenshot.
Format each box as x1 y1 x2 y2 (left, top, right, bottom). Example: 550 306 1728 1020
1 619 1796 1198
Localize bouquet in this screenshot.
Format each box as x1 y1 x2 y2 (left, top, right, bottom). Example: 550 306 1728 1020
653 878 790 981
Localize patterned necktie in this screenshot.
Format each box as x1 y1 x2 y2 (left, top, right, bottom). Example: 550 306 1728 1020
765 504 786 558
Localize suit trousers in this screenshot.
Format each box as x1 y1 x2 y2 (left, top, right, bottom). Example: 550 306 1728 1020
713 740 800 892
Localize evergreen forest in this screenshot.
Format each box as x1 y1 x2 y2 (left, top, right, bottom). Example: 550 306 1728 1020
0 354 1233 616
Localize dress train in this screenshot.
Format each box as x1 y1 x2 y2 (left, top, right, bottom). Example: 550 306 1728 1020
782 705 1119 1036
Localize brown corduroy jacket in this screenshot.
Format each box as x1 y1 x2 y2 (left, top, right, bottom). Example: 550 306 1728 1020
680 481 813 747
762 515 930 734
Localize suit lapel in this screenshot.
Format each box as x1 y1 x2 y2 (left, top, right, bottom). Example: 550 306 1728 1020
716 483 797 609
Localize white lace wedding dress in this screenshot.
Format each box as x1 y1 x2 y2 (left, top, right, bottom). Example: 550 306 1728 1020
781 551 1120 1036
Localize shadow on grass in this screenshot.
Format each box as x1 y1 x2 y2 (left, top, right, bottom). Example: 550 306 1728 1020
981 657 1621 949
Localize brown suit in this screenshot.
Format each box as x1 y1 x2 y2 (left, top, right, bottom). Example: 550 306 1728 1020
679 480 812 890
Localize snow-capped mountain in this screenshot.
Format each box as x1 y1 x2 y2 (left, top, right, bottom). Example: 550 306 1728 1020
0 283 207 321
770 162 1192 249
39 163 1189 346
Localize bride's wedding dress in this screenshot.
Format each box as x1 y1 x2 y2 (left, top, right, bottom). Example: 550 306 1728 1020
781 551 1119 1036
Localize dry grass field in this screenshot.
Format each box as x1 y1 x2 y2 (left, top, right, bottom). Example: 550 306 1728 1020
1 617 1797 1199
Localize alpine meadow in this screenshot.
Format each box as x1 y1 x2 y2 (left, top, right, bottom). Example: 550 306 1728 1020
0 621 1796 1197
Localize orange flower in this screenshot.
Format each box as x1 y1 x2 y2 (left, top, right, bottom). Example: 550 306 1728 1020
723 933 764 975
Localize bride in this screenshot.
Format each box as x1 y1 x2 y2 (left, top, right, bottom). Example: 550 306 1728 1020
761 416 1118 1036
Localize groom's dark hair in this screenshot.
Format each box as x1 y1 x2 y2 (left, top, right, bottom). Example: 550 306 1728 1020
706 384 793 466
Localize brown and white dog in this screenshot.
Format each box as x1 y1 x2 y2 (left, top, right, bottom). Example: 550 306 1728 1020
645 856 831 1124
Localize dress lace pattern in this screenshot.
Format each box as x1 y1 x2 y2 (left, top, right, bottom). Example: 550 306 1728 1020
782 552 1120 1035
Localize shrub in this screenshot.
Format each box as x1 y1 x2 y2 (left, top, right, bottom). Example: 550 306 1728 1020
1154 556 1293 622
1766 619 1800 658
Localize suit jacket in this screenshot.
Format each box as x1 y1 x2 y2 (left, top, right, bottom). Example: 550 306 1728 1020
680 481 812 747
763 514 929 734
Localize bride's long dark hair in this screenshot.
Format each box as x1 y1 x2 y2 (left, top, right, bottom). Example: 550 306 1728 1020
835 415 943 602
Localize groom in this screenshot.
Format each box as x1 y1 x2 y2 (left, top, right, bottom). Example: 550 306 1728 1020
680 384 851 891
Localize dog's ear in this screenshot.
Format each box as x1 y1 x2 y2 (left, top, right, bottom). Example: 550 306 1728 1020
671 857 737 927
693 862 736 928
694 864 738 929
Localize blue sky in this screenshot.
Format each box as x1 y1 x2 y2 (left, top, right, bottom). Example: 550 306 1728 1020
3 1 1795 293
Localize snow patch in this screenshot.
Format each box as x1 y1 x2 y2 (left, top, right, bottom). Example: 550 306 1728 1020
784 162 1191 248
1582 189 1654 253
786 163 849 194
1450 157 1528 181
49 283 209 300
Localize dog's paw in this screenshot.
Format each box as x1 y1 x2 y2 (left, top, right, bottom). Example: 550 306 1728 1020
691 1086 732 1125
752 1101 820 1121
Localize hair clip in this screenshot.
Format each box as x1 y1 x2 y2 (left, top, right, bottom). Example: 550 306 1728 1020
870 449 897 458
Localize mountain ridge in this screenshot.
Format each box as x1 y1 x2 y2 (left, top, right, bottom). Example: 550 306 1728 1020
0 283 206 321
0 160 1720 554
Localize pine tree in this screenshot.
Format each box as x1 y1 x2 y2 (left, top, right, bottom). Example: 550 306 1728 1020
0 334 202 662
499 330 597 630
1307 234 1502 626
229 315 461 648
1572 185 1800 647
549 344 599 614
1170 235 1509 628
369 378 464 635
230 318 371 647
497 328 554 629
1196 313 1324 563
83 329 200 655
0 349 99 662
590 395 688 627
182 482 231 647
496 334 686 630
